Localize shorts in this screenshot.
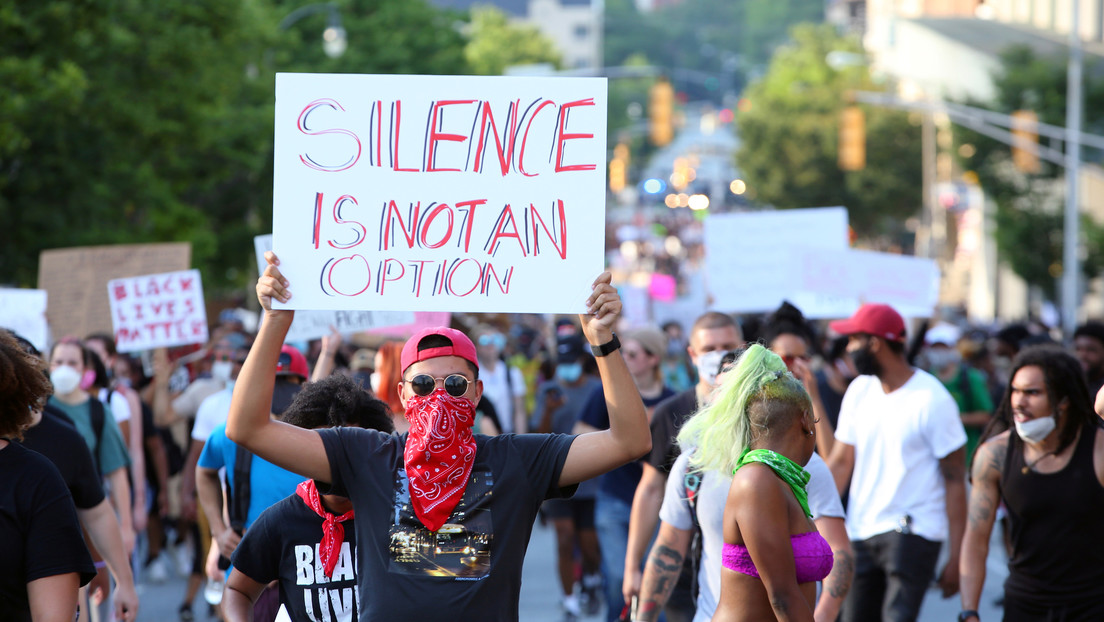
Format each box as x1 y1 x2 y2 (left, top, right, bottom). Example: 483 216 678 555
543 497 596 529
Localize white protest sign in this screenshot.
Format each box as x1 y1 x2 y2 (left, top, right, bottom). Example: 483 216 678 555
271 73 608 314
254 235 413 341
703 208 849 313
0 289 49 352
107 270 209 352
800 248 940 318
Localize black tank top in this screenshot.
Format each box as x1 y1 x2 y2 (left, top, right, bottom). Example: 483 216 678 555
1001 423 1104 605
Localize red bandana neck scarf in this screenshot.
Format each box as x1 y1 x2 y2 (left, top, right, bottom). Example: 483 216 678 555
403 389 478 532
295 479 354 578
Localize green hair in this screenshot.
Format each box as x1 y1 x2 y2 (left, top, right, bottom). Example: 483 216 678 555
677 343 812 475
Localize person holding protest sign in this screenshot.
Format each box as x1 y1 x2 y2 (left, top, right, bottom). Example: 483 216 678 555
225 251 649 621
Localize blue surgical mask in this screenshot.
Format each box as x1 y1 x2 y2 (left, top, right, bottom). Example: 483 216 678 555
556 363 583 383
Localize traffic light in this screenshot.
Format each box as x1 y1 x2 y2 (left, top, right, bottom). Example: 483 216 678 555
838 105 865 171
609 143 629 193
1011 110 1040 174
649 80 674 147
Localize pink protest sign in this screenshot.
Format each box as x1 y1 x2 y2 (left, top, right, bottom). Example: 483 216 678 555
107 270 209 353
366 312 453 338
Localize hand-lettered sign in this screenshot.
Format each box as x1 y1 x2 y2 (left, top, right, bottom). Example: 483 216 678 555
272 73 608 314
38 243 192 342
107 270 208 353
254 235 414 341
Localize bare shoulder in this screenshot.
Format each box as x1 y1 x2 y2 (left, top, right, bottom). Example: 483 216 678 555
1093 426 1104 485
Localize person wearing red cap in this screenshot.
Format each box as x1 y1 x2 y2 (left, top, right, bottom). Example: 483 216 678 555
825 303 968 622
225 252 650 621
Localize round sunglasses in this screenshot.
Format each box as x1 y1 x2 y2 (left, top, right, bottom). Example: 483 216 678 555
404 373 473 397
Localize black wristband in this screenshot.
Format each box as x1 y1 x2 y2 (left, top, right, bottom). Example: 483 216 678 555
590 333 620 357
958 610 979 622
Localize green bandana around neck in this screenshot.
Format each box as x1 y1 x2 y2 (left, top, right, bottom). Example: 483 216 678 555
735 448 812 518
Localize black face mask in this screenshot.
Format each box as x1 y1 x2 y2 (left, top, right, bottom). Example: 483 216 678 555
851 345 881 377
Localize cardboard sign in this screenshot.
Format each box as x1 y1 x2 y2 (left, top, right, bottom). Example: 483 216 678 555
254 235 413 341
0 289 49 353
38 243 192 341
107 270 209 352
271 73 608 314
703 208 850 313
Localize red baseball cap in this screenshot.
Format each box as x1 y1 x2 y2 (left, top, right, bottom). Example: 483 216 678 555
276 345 310 380
828 304 906 342
401 327 479 374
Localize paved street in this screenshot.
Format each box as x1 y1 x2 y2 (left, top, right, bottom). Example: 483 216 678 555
129 514 1006 620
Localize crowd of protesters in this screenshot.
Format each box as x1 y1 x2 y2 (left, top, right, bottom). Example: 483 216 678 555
4 256 1104 621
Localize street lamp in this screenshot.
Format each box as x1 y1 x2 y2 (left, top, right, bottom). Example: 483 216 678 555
279 3 347 59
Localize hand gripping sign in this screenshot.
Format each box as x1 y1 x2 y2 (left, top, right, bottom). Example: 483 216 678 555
271 73 608 314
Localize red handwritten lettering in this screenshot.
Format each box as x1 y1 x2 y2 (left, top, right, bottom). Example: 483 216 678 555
426 100 476 172
555 98 597 172
297 99 362 172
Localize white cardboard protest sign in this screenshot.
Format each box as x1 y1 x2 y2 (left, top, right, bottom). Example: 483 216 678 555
703 208 850 314
799 248 940 318
254 235 414 341
271 73 608 314
107 270 209 352
0 289 49 352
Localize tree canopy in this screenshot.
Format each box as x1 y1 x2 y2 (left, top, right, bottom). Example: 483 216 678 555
735 24 922 240
0 0 526 291
954 45 1104 299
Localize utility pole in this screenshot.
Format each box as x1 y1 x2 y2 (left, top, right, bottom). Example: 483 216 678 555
1061 1 1083 338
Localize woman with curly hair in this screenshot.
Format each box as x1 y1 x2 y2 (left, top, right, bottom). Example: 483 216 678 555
0 331 96 621
677 344 831 622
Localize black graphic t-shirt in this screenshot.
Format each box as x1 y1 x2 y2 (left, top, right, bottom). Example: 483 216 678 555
231 494 358 622
317 428 575 621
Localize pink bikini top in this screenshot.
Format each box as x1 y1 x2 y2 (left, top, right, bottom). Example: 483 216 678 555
721 531 833 584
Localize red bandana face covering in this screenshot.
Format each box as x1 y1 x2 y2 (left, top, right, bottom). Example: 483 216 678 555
295 480 354 579
403 388 478 532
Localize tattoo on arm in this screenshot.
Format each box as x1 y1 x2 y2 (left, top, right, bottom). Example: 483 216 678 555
826 550 854 599
639 544 685 621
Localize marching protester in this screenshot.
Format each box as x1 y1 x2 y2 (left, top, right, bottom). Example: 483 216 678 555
223 251 648 620
960 346 1104 621
637 347 851 622
0 330 97 621
826 304 968 622
8 332 139 622
624 311 744 621
223 374 394 621
670 344 832 621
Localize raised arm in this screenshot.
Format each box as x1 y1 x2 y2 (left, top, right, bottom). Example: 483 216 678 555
225 252 329 483
959 436 1004 620
558 272 650 486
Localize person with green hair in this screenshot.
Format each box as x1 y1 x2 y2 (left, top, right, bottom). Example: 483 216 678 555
677 344 831 622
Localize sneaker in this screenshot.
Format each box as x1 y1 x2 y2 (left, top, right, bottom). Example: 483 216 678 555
178 603 195 622
146 556 170 584
563 594 582 620
581 573 602 615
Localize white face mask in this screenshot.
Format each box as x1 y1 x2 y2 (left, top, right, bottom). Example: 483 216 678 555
369 372 381 394
695 350 728 388
211 361 234 383
927 348 961 370
1015 415 1057 444
50 365 81 395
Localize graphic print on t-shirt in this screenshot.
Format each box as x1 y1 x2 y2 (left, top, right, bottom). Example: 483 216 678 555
292 540 359 621
388 467 493 578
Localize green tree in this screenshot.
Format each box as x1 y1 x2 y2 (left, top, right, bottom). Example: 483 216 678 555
735 23 922 239
462 6 561 76
954 45 1104 299
1 0 470 291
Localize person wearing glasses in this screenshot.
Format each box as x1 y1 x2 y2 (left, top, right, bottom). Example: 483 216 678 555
225 252 649 621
